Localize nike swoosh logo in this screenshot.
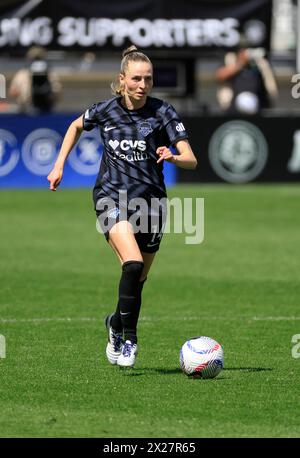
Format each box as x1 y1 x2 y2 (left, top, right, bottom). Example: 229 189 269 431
104 126 116 131
120 312 131 316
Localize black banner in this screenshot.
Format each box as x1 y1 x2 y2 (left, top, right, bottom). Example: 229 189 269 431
178 115 300 184
0 437 293 455
0 0 271 53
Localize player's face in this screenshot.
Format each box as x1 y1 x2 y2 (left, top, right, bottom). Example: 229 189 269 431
120 61 153 103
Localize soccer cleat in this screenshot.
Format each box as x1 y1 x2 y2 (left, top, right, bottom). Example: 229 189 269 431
117 340 138 368
105 314 124 365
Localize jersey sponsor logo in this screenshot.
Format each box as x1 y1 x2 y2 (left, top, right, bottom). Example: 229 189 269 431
0 129 20 177
108 139 150 161
104 125 116 131
176 123 185 132
108 139 149 162
109 139 147 152
109 140 119 150
137 121 153 137
115 151 150 162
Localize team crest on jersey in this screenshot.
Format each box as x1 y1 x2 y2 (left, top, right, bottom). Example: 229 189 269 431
107 207 121 219
137 121 153 137
107 207 120 219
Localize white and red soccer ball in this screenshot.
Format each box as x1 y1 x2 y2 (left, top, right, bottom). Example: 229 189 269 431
180 336 224 379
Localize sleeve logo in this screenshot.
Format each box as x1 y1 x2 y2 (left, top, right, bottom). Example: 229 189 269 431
176 123 185 132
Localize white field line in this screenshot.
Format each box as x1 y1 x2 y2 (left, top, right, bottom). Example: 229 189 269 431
0 317 97 323
252 316 300 321
1 315 300 324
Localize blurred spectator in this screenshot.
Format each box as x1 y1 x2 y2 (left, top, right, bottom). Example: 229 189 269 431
0 100 18 113
9 46 62 113
79 52 96 72
215 47 278 115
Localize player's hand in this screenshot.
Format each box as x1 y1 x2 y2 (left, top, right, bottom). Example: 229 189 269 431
47 166 63 191
156 146 174 164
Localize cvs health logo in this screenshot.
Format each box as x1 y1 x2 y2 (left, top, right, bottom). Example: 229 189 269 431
109 139 146 151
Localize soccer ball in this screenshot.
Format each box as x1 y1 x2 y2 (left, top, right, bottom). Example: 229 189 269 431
180 336 224 379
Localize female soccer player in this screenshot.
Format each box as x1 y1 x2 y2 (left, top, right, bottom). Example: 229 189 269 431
47 45 197 368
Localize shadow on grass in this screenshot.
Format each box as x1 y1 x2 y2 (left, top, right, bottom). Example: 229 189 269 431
119 367 182 376
223 367 273 372
120 366 273 377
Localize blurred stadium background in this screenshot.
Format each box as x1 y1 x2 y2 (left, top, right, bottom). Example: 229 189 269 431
1 0 300 439
0 0 299 186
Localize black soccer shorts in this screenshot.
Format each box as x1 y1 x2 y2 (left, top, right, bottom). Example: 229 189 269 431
95 196 167 253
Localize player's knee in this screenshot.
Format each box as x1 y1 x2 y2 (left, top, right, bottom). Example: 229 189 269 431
120 261 145 297
122 260 144 279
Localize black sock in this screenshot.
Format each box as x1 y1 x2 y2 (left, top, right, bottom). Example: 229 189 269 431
111 303 122 332
111 261 144 344
111 278 147 333
133 277 147 329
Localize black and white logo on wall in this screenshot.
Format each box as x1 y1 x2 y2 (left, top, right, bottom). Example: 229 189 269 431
67 130 102 175
0 129 20 177
208 120 268 183
288 130 300 173
22 128 62 175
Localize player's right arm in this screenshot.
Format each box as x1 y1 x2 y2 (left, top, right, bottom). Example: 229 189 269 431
47 115 84 191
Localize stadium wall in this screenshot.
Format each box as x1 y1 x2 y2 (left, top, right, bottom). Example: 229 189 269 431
179 115 300 184
0 113 177 188
0 114 299 187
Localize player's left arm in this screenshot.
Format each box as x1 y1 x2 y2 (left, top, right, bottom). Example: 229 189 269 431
156 139 197 169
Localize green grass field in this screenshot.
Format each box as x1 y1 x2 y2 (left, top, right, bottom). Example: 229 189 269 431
0 184 300 438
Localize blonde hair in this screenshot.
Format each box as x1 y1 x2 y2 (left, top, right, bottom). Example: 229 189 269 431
111 45 152 96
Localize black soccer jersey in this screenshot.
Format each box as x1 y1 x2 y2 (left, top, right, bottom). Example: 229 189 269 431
82 96 188 206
